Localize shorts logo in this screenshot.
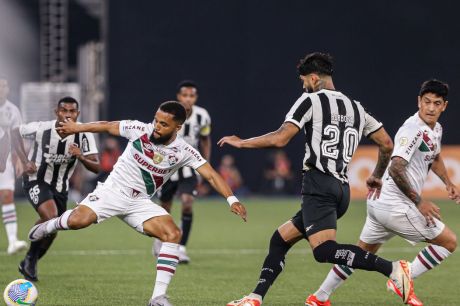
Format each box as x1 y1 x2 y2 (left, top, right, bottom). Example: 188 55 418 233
89 195 99 201
152 153 164 164
305 224 314 233
29 185 40 205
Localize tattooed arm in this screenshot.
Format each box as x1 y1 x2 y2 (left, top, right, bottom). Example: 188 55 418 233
365 128 393 199
431 154 460 203
389 156 441 224
218 122 299 149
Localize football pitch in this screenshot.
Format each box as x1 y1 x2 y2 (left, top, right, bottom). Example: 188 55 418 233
1 198 459 305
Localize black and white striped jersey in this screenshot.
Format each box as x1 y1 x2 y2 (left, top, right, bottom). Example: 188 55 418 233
20 120 98 192
285 89 382 183
170 105 211 181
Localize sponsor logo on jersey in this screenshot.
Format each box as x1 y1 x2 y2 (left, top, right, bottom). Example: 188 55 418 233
44 152 73 164
134 153 169 174
184 145 203 162
404 131 422 155
124 122 145 131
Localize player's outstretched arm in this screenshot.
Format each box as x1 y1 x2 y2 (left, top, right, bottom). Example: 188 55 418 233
57 120 121 136
217 122 299 149
366 127 393 199
11 128 36 175
431 154 460 203
195 162 247 222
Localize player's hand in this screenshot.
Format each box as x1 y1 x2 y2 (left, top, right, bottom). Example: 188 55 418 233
366 175 382 200
68 143 82 159
23 160 37 175
230 202 247 222
417 200 441 226
446 184 460 204
218 135 243 148
57 119 79 135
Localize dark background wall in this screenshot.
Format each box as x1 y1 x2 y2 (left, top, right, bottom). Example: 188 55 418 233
108 0 460 191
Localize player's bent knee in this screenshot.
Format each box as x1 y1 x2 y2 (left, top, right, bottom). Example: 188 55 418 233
161 227 182 243
446 233 457 253
312 240 337 263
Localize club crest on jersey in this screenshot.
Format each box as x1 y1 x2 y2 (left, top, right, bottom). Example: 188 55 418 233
152 153 164 164
168 154 178 166
419 131 435 152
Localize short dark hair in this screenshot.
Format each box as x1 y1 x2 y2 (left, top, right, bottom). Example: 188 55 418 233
58 96 79 109
159 101 186 124
297 52 334 76
419 79 449 101
176 80 198 93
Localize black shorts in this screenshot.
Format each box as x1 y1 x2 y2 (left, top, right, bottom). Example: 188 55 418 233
158 175 198 203
23 181 68 216
291 168 350 238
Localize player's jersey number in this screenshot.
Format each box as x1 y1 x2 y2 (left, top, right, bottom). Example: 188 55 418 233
321 125 359 162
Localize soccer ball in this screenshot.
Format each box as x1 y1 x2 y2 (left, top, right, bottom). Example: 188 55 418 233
3 279 38 306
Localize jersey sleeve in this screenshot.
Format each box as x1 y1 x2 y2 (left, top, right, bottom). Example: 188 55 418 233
80 132 99 156
10 106 22 130
199 109 211 137
362 111 383 137
119 120 150 141
284 93 312 129
183 144 207 169
19 122 41 140
391 124 423 162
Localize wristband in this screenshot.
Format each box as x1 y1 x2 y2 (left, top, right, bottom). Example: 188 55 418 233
226 196 239 206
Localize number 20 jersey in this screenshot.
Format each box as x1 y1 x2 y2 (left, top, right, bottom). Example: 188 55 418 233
284 89 382 183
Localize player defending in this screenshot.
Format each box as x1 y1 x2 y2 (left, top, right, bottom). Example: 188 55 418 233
28 101 247 306
154 81 212 263
19 96 100 281
306 79 459 306
0 78 36 254
220 52 413 306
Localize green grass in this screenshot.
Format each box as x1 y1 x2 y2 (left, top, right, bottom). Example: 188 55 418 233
1 198 459 305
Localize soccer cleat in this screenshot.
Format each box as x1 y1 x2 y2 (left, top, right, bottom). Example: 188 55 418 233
389 260 412 303
19 256 38 282
28 222 49 242
387 279 423 306
7 240 28 255
178 245 190 264
226 296 261 306
148 294 173 306
305 294 331 306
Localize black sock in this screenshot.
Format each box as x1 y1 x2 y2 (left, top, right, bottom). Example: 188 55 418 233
179 212 193 246
38 234 57 260
253 230 292 299
26 241 41 260
313 240 393 277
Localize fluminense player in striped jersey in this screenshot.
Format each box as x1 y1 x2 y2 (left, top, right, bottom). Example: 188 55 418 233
28 101 247 306
307 79 460 306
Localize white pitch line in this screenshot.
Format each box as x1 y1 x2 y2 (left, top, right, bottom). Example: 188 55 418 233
0 247 420 257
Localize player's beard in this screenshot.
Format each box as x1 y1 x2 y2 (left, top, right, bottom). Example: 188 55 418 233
150 132 173 145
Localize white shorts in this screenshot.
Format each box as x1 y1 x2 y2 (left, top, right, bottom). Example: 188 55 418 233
0 155 15 191
79 180 169 234
359 202 445 245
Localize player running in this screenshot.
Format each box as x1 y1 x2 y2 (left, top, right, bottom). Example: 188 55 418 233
306 79 459 306
0 78 36 255
19 96 100 281
220 52 413 306
154 80 212 263
28 101 247 306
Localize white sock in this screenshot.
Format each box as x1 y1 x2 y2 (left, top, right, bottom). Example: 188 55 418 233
315 265 355 301
2 203 18 244
411 245 451 279
247 293 262 302
45 210 72 234
152 242 180 299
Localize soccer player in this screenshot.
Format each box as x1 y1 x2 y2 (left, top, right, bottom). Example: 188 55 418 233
306 79 459 306
19 97 100 281
0 78 36 254
154 80 212 263
220 52 413 306
28 101 247 306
